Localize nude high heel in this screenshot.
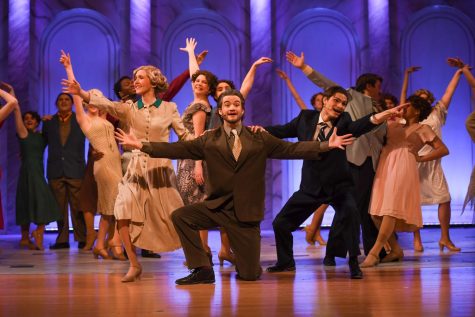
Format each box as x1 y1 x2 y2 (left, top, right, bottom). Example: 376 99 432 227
218 252 235 266
381 249 404 263
303 226 316 245
93 247 112 260
121 265 142 283
31 230 44 251
438 240 461 252
110 244 127 261
360 253 380 268
82 231 97 251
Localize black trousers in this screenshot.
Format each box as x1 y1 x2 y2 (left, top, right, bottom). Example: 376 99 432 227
272 188 360 267
349 158 387 258
171 203 262 281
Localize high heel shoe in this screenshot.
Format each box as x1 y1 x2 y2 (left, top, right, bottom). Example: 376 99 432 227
82 231 97 251
314 234 327 246
303 226 316 245
438 240 461 252
31 230 44 251
121 265 142 283
360 253 380 268
413 242 424 252
19 238 38 250
218 252 235 266
381 249 404 263
109 244 127 261
92 248 112 260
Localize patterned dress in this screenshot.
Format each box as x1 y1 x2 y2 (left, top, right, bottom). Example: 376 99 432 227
16 132 61 225
83 117 122 215
177 103 211 205
370 122 436 232
89 92 193 252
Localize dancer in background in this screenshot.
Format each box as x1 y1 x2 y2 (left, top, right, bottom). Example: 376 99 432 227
400 60 463 252
60 50 123 260
6 82 61 251
361 96 449 267
275 68 328 246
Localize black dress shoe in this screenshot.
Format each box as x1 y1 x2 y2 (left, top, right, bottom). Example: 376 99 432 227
266 264 296 273
323 256 336 266
141 249 161 258
49 242 70 250
349 257 363 279
77 242 86 249
175 267 215 285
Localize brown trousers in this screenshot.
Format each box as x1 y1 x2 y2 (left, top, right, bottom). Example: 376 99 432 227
171 203 262 281
49 178 86 243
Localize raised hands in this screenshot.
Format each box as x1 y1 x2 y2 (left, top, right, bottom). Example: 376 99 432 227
59 50 72 69
115 128 142 150
252 57 273 68
328 127 355 150
286 51 305 69
196 50 208 65
404 66 421 74
61 78 82 95
447 57 465 68
0 81 15 97
276 69 289 80
180 37 197 54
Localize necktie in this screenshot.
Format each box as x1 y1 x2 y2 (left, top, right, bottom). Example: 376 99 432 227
231 129 242 160
317 122 328 141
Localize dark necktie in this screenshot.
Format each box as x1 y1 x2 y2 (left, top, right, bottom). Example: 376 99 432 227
317 122 328 141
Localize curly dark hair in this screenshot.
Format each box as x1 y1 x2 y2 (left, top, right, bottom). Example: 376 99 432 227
191 70 218 97
22 111 41 123
407 95 432 122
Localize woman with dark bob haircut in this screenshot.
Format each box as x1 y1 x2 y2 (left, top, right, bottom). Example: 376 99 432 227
360 95 449 267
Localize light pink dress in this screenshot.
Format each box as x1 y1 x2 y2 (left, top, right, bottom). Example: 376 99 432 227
370 121 436 232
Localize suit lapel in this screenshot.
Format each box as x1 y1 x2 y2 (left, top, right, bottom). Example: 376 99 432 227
306 111 321 141
216 127 236 168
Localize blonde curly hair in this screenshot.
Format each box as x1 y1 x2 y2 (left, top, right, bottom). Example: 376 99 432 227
133 65 169 94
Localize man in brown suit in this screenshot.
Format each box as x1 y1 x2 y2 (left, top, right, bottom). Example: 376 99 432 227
115 89 354 284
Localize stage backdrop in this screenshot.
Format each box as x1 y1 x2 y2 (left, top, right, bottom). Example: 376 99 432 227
0 0 474 233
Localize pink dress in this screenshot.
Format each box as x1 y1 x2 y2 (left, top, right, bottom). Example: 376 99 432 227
369 121 436 232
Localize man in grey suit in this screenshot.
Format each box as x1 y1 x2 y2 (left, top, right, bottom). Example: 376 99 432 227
116 89 354 284
286 51 387 261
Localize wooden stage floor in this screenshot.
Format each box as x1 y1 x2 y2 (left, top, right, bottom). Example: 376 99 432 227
0 227 474 317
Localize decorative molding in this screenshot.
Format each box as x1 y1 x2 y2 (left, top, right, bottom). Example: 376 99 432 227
36 8 120 115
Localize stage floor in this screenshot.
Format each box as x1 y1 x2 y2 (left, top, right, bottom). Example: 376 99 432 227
0 227 474 316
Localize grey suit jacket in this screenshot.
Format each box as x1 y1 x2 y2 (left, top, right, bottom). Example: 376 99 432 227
141 126 329 222
303 66 386 170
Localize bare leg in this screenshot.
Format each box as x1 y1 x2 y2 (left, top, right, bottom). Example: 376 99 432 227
117 219 141 282
438 201 460 251
413 229 424 252
312 205 328 245
82 211 96 251
108 220 126 260
20 224 36 250
32 224 45 251
361 216 397 267
218 228 235 265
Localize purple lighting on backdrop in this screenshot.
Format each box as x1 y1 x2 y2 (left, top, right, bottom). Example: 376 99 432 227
131 0 151 67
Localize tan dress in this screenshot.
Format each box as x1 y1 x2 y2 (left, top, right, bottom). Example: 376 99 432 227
418 101 451 204
89 93 192 252
370 122 436 232
83 117 122 215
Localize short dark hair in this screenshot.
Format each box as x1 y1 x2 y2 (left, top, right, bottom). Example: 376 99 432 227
407 95 432 122
322 86 352 104
355 73 383 93
55 93 73 106
382 93 398 106
217 89 245 110
213 79 236 102
310 92 323 107
23 111 41 123
113 76 131 99
191 70 218 97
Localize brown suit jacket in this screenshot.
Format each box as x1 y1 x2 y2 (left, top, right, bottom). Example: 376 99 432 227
142 126 329 222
